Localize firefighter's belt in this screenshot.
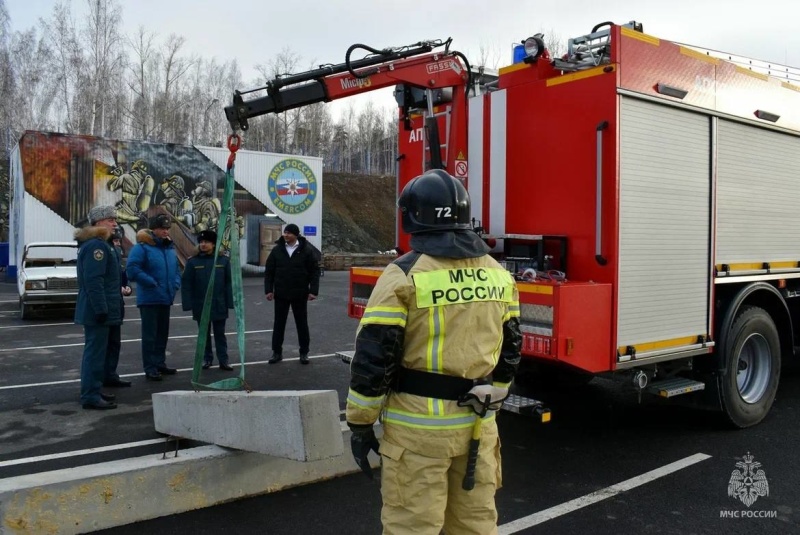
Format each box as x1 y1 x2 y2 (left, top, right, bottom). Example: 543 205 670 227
395 367 490 401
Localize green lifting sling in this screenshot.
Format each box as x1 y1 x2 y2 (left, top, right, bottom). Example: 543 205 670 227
191 135 247 391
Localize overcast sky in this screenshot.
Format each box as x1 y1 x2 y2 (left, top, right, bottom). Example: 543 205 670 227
8 0 800 120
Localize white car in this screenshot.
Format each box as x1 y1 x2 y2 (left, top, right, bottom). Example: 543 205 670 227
17 242 79 319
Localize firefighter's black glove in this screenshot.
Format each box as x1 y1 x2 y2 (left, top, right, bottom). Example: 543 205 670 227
95 313 108 325
349 424 380 479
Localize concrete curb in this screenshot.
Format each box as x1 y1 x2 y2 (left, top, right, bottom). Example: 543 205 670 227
153 390 344 461
0 426 378 535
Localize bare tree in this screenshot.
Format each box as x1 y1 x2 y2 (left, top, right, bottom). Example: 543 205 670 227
381 112 398 174
255 47 302 152
184 57 238 146
10 28 58 131
355 101 380 173
40 1 83 133
210 58 242 145
475 42 503 70
156 33 193 142
126 25 157 139
298 102 332 156
83 0 125 136
0 0 13 153
337 103 358 173
540 29 565 59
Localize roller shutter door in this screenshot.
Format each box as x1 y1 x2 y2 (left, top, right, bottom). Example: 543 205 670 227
716 120 800 264
617 97 710 350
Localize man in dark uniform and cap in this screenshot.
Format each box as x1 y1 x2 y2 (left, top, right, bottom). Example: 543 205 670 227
181 230 234 370
74 205 124 410
103 225 133 388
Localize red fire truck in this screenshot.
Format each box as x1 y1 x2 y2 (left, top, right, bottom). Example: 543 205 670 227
227 22 800 427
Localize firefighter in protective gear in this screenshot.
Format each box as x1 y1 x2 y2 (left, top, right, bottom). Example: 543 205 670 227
191 180 222 234
107 161 154 229
160 174 196 228
346 169 522 535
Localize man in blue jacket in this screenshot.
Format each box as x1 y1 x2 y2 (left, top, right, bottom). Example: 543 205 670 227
264 223 320 365
181 230 234 370
126 214 181 381
75 205 123 410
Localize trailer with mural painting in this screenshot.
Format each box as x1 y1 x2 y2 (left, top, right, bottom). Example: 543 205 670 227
7 132 324 318
226 22 800 427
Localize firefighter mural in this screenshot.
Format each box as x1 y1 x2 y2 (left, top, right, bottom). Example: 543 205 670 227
106 159 155 228
191 180 221 233
13 131 260 264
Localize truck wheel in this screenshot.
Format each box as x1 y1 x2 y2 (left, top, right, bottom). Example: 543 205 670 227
719 306 781 428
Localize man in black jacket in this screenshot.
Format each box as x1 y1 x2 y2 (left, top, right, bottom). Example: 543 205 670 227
264 223 320 364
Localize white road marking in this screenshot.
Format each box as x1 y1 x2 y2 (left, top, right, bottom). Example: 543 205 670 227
0 316 194 330
497 453 712 534
0 329 272 352
0 438 166 468
0 353 337 391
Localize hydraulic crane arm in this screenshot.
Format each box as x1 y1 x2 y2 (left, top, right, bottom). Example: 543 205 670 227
224 38 471 132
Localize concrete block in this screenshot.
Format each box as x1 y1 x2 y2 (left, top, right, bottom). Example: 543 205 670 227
152 390 343 461
0 424 382 535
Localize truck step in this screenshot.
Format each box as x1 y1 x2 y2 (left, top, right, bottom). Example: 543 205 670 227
337 351 354 364
646 377 705 398
503 394 551 422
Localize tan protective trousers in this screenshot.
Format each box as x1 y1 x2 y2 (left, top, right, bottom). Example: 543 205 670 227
379 438 502 535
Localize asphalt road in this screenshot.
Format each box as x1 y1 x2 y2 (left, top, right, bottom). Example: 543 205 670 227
0 272 798 534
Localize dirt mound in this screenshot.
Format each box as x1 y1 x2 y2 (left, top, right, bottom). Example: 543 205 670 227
322 173 397 253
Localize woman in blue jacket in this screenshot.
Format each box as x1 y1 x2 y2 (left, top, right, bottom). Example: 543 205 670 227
181 230 234 370
126 214 181 381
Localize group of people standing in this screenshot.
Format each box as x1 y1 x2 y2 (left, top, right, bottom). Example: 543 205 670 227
75 168 519 533
74 210 319 410
74 210 236 410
